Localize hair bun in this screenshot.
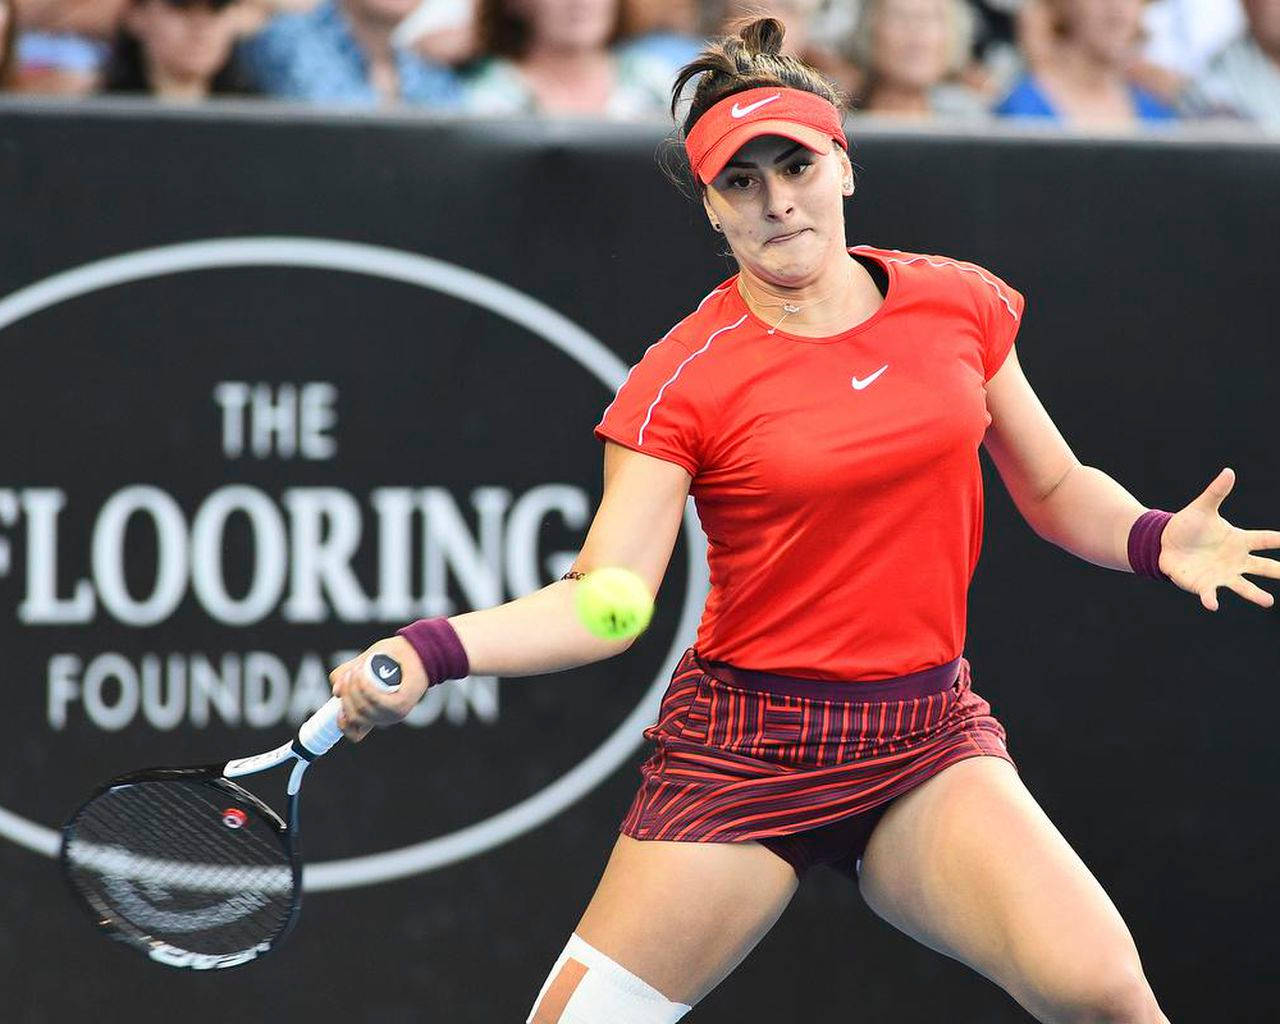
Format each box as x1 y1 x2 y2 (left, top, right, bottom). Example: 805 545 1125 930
668 13 842 149
739 17 786 58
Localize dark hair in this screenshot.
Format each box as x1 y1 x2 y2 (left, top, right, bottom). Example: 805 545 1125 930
665 18 847 194
102 18 253 96
476 0 634 62
1 0 17 90
671 18 846 136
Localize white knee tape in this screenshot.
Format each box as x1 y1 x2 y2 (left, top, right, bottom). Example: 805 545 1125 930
527 933 692 1024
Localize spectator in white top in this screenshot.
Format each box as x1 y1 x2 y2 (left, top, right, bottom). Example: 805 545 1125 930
464 0 671 117
1123 0 1246 103
1142 0 1245 80
847 0 988 119
1184 0 1280 124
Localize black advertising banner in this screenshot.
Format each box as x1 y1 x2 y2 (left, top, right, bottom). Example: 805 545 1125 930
0 102 1277 1021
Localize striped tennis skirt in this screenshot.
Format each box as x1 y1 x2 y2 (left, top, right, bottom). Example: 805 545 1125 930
620 648 1016 880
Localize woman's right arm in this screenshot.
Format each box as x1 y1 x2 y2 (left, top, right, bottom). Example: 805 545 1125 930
330 442 692 738
452 440 692 676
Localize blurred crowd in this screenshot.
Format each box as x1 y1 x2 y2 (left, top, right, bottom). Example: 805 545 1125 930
0 0 1276 129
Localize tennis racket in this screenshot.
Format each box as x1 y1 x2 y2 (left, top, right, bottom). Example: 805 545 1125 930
59 652 403 970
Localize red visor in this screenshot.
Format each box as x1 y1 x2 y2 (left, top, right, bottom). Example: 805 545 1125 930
685 87 849 185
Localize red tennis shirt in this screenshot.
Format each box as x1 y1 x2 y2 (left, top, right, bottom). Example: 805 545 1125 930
594 245 1025 680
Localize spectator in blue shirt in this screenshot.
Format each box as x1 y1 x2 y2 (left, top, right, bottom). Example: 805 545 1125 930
240 0 462 106
995 0 1178 124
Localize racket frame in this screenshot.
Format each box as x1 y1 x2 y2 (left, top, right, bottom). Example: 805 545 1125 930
60 765 302 970
58 653 402 970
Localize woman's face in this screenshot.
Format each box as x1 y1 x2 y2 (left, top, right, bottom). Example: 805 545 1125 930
514 0 618 52
1057 0 1146 65
871 0 951 91
702 134 853 287
128 1 241 81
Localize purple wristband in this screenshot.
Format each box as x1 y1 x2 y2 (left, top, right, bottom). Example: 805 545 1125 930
1127 509 1174 581
396 617 470 688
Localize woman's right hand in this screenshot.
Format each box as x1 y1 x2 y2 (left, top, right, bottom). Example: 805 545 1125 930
328 636 429 742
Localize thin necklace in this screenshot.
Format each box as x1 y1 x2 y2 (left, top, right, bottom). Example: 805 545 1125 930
738 262 855 335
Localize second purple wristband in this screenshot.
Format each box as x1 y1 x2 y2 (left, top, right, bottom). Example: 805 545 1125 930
1127 509 1174 582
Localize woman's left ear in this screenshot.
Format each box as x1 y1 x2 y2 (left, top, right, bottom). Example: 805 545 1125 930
840 154 855 197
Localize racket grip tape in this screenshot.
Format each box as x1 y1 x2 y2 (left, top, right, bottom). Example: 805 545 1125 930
297 696 344 757
297 654 404 757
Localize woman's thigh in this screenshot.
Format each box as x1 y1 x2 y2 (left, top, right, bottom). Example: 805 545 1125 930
857 756 1166 1023
562 834 799 1008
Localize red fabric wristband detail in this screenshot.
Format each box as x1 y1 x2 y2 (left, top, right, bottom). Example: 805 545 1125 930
396 617 470 688
1127 509 1174 581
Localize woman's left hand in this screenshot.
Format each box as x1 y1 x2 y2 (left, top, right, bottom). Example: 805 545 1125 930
1158 467 1280 612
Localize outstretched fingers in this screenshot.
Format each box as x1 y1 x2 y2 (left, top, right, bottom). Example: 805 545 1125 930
1244 554 1280 580
1246 529 1280 552
1225 576 1277 609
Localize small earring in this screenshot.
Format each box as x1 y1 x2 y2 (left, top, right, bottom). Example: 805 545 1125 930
711 221 723 233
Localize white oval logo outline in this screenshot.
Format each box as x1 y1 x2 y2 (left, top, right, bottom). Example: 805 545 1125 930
0 236 708 891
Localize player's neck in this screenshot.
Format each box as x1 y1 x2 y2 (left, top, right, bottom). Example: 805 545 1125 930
738 254 874 336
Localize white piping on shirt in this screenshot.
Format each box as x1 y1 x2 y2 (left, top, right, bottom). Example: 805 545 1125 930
865 248 1021 322
599 284 731 425
638 313 749 446
599 281 732 422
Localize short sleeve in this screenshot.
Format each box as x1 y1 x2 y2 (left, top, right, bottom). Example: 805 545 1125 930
975 269 1026 383
593 336 712 477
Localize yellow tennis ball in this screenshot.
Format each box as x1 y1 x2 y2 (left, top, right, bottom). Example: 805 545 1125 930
575 567 654 640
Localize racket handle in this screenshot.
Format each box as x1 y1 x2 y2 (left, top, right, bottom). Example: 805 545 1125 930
297 655 404 758
365 653 404 693
297 696 344 758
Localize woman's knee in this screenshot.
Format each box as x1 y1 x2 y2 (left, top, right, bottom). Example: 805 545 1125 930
527 933 692 1024
1033 961 1164 1024
572 836 798 1005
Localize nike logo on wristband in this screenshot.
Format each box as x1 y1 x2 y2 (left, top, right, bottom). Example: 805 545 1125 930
851 365 889 390
731 95 782 118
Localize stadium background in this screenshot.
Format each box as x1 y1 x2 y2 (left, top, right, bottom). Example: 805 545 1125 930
0 99 1276 1020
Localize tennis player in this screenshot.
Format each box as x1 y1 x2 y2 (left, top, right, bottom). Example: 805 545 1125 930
329 18 1280 1024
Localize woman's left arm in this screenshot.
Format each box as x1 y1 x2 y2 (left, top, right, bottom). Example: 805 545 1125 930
981 345 1280 611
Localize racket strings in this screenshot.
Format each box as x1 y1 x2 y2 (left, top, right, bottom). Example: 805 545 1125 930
140 780 285 866
64 778 297 957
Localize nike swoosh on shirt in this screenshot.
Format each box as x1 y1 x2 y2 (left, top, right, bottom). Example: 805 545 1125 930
731 94 782 118
851 365 889 390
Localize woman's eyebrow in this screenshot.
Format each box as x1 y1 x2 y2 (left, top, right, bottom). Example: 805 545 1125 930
724 143 807 169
